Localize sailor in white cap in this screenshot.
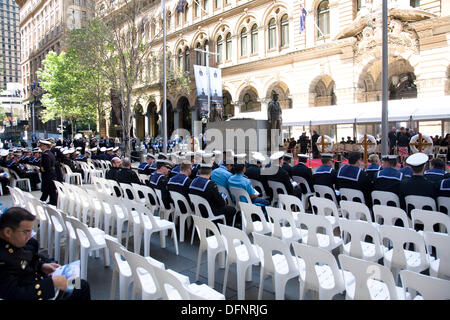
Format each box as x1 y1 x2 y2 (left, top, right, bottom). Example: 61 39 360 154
8 149 41 190
399 152 437 213
291 154 313 194
105 147 114 161
373 155 403 197
312 153 337 191
138 153 156 175
90 147 98 160
63 148 84 180
75 148 88 162
30 148 42 166
212 150 222 166
282 153 294 177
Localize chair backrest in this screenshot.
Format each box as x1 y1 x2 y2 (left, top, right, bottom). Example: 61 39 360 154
296 213 337 250
188 194 216 220
152 266 191 300
400 270 450 300
373 205 411 228
292 175 313 195
46 205 67 234
154 188 172 211
339 218 383 260
229 187 252 210
192 215 225 252
106 179 123 198
249 179 267 198
379 225 429 270
239 202 272 235
405 195 437 215
170 191 193 215
310 196 340 221
266 206 301 243
68 216 96 248
130 201 159 229
423 231 450 279
278 194 305 213
253 232 297 277
138 174 150 185
63 164 74 175
371 190 400 207
120 182 139 201
217 185 233 207
338 254 402 300
267 180 288 203
313 185 339 206
292 242 344 293
411 209 450 234
437 197 450 215
131 183 158 212
339 188 365 204
340 200 373 223
104 236 130 277
218 223 259 264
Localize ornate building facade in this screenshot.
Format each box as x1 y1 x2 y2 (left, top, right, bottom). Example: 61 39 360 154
103 0 450 140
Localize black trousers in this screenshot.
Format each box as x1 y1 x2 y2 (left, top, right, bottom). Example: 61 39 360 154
40 180 58 206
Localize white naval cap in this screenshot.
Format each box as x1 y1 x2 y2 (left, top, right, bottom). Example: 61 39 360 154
38 139 52 146
234 153 247 164
321 153 334 158
405 152 428 167
90 147 98 152
202 153 215 164
251 152 266 163
100 147 106 152
0 149 9 157
297 154 309 159
270 151 285 161
113 147 119 152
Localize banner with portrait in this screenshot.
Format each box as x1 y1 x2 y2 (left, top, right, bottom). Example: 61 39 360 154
193 65 223 117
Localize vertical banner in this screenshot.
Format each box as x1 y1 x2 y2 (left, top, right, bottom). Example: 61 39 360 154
194 65 223 117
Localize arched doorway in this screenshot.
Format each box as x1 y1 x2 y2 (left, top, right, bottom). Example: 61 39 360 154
134 104 145 140
222 90 234 120
309 75 336 107
177 96 191 132
265 82 292 110
147 102 158 137
238 86 261 113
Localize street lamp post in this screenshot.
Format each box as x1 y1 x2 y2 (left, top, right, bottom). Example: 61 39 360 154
381 0 389 155
162 0 167 154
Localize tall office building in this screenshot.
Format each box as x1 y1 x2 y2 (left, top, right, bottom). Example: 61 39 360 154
0 0 21 90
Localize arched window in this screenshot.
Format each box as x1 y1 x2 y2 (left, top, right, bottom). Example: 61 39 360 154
177 49 183 69
317 0 330 37
203 0 208 13
216 35 223 63
240 27 247 56
177 10 182 26
194 1 200 18
251 24 258 54
196 43 202 65
268 18 276 50
203 40 209 66
215 0 221 9
184 4 189 24
225 32 232 61
410 0 420 7
280 14 289 47
184 48 190 72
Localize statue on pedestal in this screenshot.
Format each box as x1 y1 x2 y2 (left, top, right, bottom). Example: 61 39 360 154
209 102 223 122
267 92 283 149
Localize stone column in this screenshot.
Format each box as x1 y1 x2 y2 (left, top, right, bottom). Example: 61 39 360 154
144 115 149 138
174 110 180 131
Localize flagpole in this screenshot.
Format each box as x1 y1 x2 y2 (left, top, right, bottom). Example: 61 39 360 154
162 0 168 154
381 0 389 155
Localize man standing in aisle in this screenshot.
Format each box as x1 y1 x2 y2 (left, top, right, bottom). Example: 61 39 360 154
39 139 58 206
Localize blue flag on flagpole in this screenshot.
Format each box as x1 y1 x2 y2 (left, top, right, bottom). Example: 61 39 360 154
176 0 187 13
300 6 307 34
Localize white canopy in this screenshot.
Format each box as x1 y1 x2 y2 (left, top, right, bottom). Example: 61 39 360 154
282 96 450 127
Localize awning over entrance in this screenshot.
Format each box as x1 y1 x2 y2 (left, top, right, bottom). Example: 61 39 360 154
282 96 450 127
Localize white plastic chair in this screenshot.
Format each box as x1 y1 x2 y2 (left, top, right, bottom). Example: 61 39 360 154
404 195 437 215
9 169 31 192
138 173 150 185
313 184 339 208
339 218 386 262
217 185 234 207
278 194 306 227
219 223 260 300
437 196 450 215
106 179 124 198
371 190 400 208
297 213 343 252
292 175 315 211
340 200 373 223
28 197 50 252
120 182 139 201
189 194 226 244
292 242 348 300
249 179 268 200
69 216 110 280
192 215 226 289
423 231 450 280
400 270 450 300
154 188 175 221
169 191 194 243
309 196 340 229
267 180 288 207
108 195 131 246
53 181 68 212
379 225 431 283
131 183 154 209
339 188 366 204
60 210 78 263
105 236 133 300
253 233 300 300
62 164 83 185
229 187 252 212
411 209 450 235
265 206 304 245
373 205 411 228
45 205 68 264
239 202 273 236
339 254 405 300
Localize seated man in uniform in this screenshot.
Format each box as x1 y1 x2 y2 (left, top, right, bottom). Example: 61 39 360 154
424 158 449 183
75 148 87 162
8 152 41 191
312 153 337 191
137 154 156 176
399 159 413 178
106 157 122 181
437 177 450 198
90 147 98 160
245 152 270 200
167 159 193 211
373 155 404 197
112 147 121 160
31 148 42 167
292 154 313 195
63 149 84 180
0 207 91 300
211 152 233 192
281 153 293 178
116 157 141 186
189 163 237 226
336 152 371 204
399 153 437 216
148 159 173 210
267 151 303 200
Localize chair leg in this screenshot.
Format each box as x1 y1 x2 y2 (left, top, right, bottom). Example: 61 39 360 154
258 269 266 300
299 281 307 300
144 231 151 257
119 275 132 300
222 260 230 295
159 230 166 249
274 276 287 300
207 251 217 288
196 248 203 283
80 248 88 280
103 247 110 267
110 269 118 300
171 226 179 255
236 263 247 300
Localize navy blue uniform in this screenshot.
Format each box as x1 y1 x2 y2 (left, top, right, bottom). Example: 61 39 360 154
373 168 403 197
399 175 437 216
424 168 450 183
291 162 313 195
313 165 337 191
336 165 371 204
167 173 193 211
148 172 171 209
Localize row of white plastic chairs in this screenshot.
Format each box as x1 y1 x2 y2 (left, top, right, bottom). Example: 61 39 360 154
191 214 450 300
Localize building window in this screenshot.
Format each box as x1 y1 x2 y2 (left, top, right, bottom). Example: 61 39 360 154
268 18 276 50
196 43 202 65
178 49 183 69
184 48 190 72
240 27 247 56
225 32 232 60
215 0 221 9
177 11 182 26
216 35 222 63
203 0 208 14
194 1 200 18
184 4 189 24
251 24 258 54
317 0 330 37
280 14 289 47
203 40 208 66
410 0 420 7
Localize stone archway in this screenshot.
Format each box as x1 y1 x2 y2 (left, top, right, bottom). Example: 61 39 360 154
134 104 145 140
222 90 234 120
147 102 158 137
176 96 191 132
238 86 261 113
265 81 291 110
309 75 336 106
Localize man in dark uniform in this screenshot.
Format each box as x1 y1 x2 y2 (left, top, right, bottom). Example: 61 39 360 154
90 147 98 160
189 163 237 226
116 157 141 185
105 148 114 161
312 131 320 158
281 153 293 177
437 177 450 198
0 149 10 194
105 157 122 181
8 152 40 191
292 154 313 195
267 151 303 200
399 153 437 216
336 152 371 204
97 147 107 161
312 153 337 191
112 146 121 160
424 158 449 183
75 148 87 162
137 154 156 175
51 146 64 183
148 159 173 209
62 149 84 180
39 140 58 206
19 149 31 164
31 149 42 166
373 155 404 197
299 132 309 155
0 207 91 300
246 152 270 199
167 161 193 211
